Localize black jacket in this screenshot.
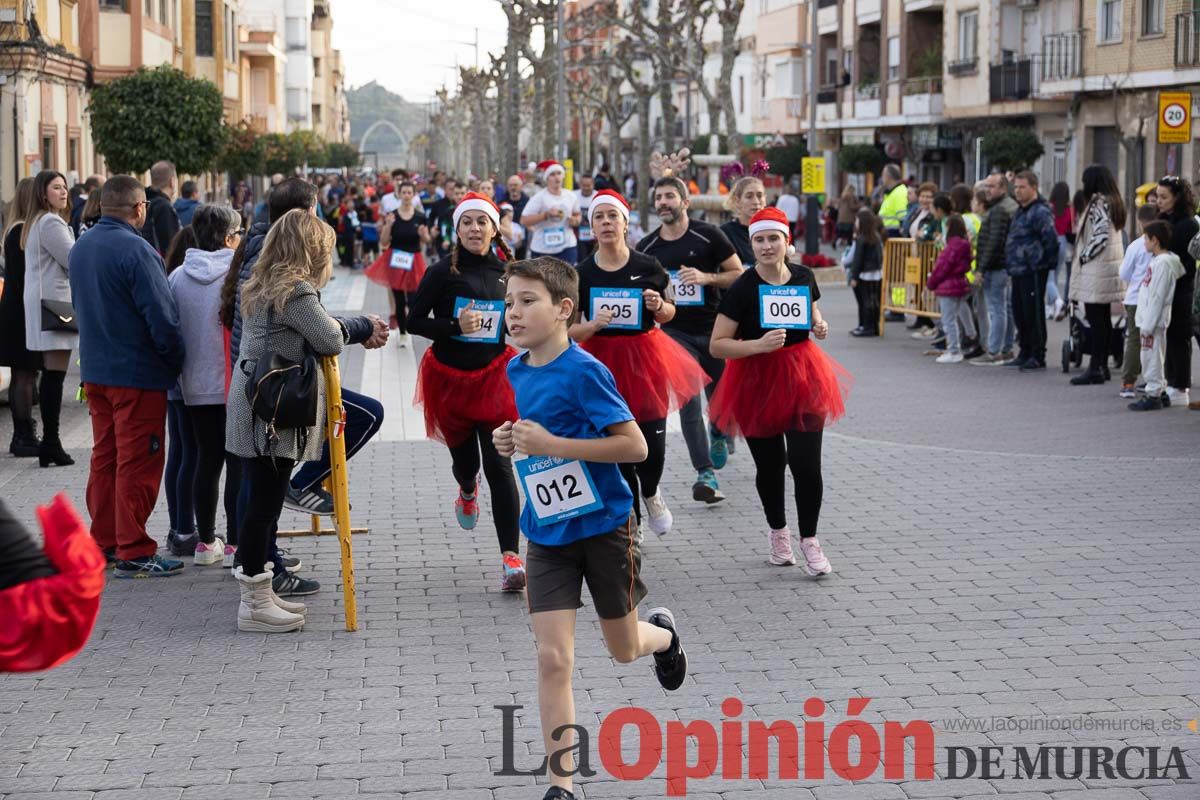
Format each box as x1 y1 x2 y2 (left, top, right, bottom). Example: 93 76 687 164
140 186 181 256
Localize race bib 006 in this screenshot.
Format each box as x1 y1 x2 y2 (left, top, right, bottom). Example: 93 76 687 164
758 285 812 330
515 455 603 523
589 287 643 330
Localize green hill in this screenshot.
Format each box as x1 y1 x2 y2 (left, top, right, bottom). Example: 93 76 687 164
346 81 427 170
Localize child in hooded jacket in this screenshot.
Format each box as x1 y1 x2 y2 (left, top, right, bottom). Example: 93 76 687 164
1129 220 1185 411
925 214 973 364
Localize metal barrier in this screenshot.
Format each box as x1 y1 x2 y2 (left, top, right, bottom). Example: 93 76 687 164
277 356 362 632
878 238 942 336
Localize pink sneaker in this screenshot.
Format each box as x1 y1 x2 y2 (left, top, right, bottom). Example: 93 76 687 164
194 537 225 567
798 536 832 577
768 527 795 566
501 553 526 592
222 544 237 569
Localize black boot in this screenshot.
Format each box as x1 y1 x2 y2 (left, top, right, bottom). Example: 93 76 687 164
1069 365 1106 386
9 418 41 457
37 370 74 468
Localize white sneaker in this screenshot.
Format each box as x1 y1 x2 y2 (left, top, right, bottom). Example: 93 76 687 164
398 333 409 348
798 536 833 578
935 352 964 364
643 491 673 535
222 544 237 569
768 527 796 566
194 537 226 566
1165 387 1190 407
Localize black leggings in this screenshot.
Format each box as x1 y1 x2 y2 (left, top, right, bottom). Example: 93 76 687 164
1084 302 1112 373
853 280 880 334
619 420 667 524
187 404 232 544
239 457 294 577
448 427 521 554
392 290 409 334
1164 273 1194 390
7 368 37 430
745 428 824 537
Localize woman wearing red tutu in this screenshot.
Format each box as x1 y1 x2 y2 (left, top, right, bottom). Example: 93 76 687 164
570 190 710 536
365 180 429 346
709 207 852 575
407 192 526 591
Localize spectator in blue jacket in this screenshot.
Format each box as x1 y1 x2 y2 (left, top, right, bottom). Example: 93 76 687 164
172 181 200 226
69 175 187 578
1004 170 1060 371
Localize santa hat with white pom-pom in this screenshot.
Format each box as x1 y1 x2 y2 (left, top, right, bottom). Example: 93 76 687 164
748 207 797 256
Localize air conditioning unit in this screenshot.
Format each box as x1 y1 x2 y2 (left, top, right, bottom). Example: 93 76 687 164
1016 0 1039 7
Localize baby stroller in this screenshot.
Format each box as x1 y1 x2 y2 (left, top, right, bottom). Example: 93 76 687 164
1060 300 1126 373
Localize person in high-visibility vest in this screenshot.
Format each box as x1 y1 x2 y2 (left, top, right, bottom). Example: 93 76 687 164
877 164 909 237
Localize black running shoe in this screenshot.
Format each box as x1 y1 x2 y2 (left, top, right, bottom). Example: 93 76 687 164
647 607 687 691
543 787 575 800
272 570 320 597
166 530 198 556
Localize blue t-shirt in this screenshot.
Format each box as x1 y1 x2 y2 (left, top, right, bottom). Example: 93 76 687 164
506 342 635 546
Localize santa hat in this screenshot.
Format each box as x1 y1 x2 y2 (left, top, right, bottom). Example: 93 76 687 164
587 189 630 226
453 191 501 230
537 160 565 178
749 207 796 255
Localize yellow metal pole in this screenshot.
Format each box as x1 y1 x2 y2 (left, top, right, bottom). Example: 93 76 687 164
321 355 358 632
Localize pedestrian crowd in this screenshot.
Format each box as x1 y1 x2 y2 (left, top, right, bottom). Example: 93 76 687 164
836 164 1199 411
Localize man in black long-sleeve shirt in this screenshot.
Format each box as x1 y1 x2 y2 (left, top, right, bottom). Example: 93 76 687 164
140 160 181 256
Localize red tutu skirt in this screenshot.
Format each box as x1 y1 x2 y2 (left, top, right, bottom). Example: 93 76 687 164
709 340 852 438
365 248 427 292
413 347 519 447
581 328 710 422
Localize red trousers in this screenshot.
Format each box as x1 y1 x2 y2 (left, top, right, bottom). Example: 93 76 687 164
84 384 167 560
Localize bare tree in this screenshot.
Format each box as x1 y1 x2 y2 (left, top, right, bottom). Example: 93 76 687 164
679 0 745 153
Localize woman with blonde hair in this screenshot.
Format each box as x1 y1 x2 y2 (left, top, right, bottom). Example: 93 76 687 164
225 209 372 633
0 178 42 456
720 175 767 267
21 170 75 467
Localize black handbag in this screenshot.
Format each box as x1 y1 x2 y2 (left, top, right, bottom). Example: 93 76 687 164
40 299 78 333
241 307 319 452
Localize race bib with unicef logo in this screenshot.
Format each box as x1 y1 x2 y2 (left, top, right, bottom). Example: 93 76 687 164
669 270 704 307
451 297 504 344
389 250 415 271
515 455 603 523
758 285 812 329
589 288 643 330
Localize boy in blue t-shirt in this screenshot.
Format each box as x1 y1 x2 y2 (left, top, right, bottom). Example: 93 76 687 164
494 256 687 800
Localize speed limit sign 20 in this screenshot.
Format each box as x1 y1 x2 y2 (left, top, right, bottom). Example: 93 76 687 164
1159 92 1192 144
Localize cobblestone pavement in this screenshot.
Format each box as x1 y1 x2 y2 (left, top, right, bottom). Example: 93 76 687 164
0 274 1197 800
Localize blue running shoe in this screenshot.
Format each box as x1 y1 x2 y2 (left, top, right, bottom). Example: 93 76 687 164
691 469 725 504
113 553 184 578
709 433 730 470
455 490 480 530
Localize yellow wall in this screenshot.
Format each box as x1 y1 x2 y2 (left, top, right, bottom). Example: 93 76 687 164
99 12 132 67
143 28 176 67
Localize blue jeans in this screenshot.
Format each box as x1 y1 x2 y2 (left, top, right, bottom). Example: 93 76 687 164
164 399 196 535
290 389 384 492
982 270 1015 355
937 296 966 354
235 388 384 574
531 246 578 266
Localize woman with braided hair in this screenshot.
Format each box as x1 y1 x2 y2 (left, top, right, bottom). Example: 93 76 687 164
407 192 526 592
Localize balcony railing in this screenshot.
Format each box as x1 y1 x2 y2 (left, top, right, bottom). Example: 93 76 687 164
1177 12 1200 67
989 57 1039 101
901 76 942 95
817 86 839 103
818 0 838 7
1041 29 1084 81
947 56 977 76
854 82 880 100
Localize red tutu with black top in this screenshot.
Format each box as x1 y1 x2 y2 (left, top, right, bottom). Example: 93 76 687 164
709 340 852 438
413 347 519 447
365 248 427 292
581 328 710 422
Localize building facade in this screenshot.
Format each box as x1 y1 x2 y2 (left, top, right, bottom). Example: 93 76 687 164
0 0 94 198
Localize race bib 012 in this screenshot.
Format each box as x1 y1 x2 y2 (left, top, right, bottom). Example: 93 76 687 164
669 270 704 307
451 297 504 344
515 455 604 523
758 285 812 330
589 287 643 330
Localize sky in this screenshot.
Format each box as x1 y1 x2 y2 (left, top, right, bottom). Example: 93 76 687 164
331 0 511 103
